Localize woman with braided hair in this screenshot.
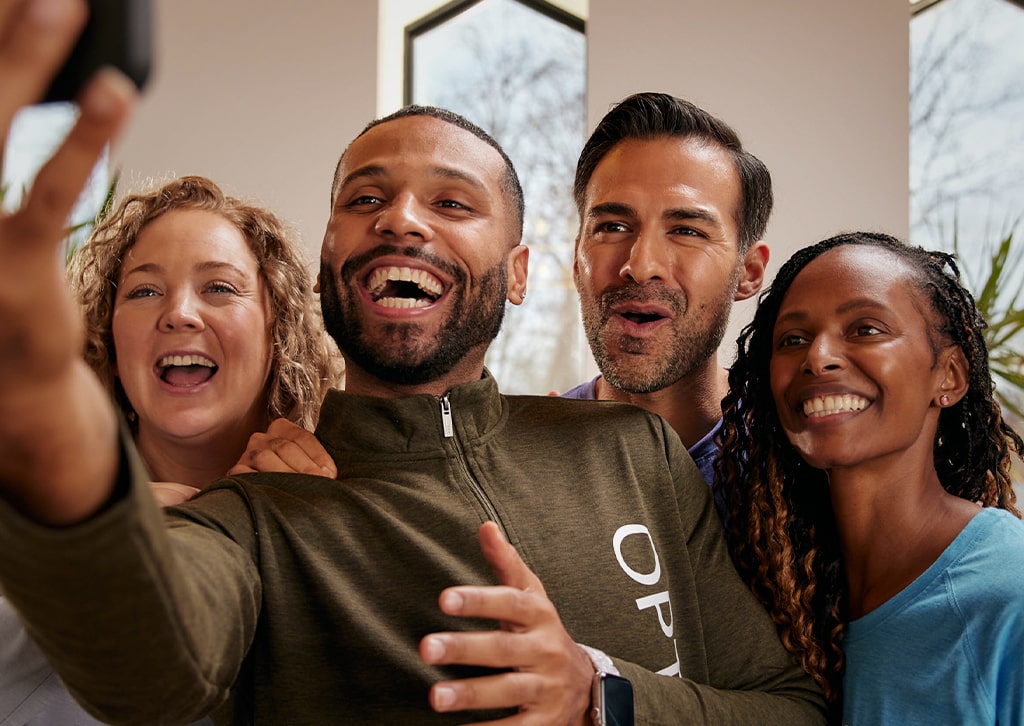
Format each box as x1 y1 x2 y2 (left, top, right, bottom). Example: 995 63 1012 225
717 231 1024 724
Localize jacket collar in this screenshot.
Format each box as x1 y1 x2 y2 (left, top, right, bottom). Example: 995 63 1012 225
315 369 505 456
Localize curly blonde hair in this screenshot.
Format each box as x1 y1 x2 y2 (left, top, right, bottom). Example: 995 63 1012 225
67 175 342 432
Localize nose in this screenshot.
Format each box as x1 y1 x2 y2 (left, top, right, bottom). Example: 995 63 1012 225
373 194 433 241
159 290 204 332
619 231 666 283
803 335 844 375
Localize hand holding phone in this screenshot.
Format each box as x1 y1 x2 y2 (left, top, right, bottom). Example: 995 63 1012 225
43 0 151 104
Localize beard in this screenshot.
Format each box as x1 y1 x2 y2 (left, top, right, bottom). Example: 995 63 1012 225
320 246 509 386
580 274 738 395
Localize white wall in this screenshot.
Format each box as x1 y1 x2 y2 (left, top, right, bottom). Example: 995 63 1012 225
113 0 909 368
114 0 378 266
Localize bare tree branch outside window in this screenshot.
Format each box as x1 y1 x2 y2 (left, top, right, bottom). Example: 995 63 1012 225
911 0 1024 489
911 0 1024 257
408 0 587 394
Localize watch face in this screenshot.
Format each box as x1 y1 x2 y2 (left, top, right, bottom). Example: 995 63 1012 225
599 674 634 726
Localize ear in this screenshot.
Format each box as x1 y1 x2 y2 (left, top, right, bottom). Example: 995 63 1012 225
735 241 770 301
571 233 582 291
935 345 970 407
506 244 529 305
313 271 321 294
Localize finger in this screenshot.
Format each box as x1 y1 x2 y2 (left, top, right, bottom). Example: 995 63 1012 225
232 433 333 476
421 629 529 669
260 420 336 474
229 448 291 475
422 627 581 674
428 671 544 715
263 440 330 475
478 522 546 596
276 429 336 476
0 0 87 129
437 584 554 630
281 446 334 475
14 69 135 243
230 431 275 472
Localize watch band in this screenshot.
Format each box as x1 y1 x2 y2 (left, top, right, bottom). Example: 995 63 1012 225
577 643 621 676
578 644 632 726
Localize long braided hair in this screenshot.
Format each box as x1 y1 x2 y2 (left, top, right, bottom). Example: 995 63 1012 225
716 231 1023 710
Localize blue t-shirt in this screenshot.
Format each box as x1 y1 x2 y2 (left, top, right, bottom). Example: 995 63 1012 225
842 507 1024 726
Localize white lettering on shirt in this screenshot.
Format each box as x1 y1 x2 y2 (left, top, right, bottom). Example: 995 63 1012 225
612 523 681 677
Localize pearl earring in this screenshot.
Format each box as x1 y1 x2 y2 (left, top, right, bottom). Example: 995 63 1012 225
940 394 951 406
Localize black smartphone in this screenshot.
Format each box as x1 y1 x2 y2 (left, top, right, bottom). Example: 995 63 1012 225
42 0 152 103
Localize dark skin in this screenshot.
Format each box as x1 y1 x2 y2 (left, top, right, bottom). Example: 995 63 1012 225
769 245 975 618
318 116 591 724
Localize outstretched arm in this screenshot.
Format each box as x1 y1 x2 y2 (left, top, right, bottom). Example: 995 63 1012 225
420 522 594 725
0 0 136 525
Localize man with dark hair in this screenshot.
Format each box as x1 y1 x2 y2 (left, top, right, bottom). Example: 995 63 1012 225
564 92 771 494
0 13 822 723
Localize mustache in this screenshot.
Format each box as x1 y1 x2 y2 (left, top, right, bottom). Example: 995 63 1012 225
598 282 685 316
340 244 463 285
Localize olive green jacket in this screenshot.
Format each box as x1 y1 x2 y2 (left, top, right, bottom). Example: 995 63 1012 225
0 373 824 725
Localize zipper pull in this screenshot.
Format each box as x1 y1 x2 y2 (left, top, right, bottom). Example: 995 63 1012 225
440 395 454 438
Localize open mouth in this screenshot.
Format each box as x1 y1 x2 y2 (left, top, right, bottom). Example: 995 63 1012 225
367 265 444 309
621 311 665 324
157 353 217 387
802 394 868 418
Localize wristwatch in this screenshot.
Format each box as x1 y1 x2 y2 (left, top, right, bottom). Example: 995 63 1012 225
578 644 634 726
591 671 634 726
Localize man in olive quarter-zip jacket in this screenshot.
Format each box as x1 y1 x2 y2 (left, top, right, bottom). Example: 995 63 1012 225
0 370 824 724
0 32 824 724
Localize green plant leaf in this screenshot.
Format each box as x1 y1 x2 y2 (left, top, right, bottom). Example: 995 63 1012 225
957 222 1024 424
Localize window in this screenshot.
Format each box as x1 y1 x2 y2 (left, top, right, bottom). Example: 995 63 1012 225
911 0 1024 489
910 0 1024 254
403 0 587 394
2 102 110 257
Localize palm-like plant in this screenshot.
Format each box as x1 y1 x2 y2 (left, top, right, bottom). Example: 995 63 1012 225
63 172 119 261
955 225 1024 423
1 174 119 261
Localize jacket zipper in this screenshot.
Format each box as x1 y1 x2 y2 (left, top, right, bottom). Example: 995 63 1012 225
439 395 504 529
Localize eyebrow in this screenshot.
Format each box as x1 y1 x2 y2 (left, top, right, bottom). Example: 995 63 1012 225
586 201 722 228
586 201 636 220
120 260 252 280
775 298 892 325
337 163 489 195
664 206 722 227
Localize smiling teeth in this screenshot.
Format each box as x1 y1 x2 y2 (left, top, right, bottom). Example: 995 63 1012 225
377 297 431 309
367 266 443 299
158 354 215 368
803 394 868 418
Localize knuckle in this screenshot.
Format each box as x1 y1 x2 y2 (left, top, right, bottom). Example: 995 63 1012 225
512 672 541 703
496 631 518 661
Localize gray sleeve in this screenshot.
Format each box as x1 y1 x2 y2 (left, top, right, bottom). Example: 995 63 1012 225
0 596 54 724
